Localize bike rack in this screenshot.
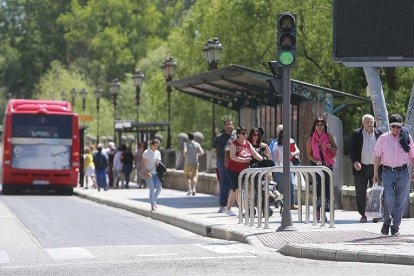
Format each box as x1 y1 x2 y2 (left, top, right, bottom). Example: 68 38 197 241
238 165 335 229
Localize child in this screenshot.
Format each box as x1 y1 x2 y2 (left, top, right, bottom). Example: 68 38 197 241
84 146 96 189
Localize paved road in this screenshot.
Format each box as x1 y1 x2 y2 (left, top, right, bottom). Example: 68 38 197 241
0 192 413 275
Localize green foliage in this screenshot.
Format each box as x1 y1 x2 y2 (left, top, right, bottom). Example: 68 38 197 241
2 0 414 149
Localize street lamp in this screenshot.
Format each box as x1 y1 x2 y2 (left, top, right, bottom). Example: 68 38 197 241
203 37 223 70
162 57 177 149
110 79 120 144
70 88 77 107
94 86 102 143
61 90 67 101
203 37 223 141
79 88 88 112
132 70 145 122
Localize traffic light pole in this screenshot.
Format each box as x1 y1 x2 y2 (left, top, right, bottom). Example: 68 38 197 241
277 66 297 232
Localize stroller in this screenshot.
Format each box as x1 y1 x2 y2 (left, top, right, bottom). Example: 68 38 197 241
250 159 284 217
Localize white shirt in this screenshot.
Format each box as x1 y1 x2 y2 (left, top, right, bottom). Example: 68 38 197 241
112 151 123 171
361 128 376 165
273 138 295 166
143 148 161 174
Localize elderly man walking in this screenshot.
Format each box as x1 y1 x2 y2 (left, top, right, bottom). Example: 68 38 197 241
350 114 382 223
373 114 414 236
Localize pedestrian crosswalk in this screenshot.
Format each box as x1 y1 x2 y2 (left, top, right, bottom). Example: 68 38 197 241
0 243 265 265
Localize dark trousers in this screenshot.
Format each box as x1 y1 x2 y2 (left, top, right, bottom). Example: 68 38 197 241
354 164 374 217
217 159 230 207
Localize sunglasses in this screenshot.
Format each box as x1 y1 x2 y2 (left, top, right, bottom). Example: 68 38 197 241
391 125 401 129
253 133 260 136
239 132 247 135
316 123 325 127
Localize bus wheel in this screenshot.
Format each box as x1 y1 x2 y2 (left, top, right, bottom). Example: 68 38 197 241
57 187 73 195
65 187 73 195
2 184 13 195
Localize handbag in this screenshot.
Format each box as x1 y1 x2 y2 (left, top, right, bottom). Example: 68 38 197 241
291 156 301 165
156 162 167 182
365 183 384 219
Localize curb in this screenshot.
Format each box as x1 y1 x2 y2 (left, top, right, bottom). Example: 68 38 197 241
74 190 249 245
279 244 414 266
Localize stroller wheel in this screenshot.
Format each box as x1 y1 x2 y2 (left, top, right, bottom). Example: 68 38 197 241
268 208 274 217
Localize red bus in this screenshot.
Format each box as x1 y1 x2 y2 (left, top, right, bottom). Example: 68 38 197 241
1 99 80 194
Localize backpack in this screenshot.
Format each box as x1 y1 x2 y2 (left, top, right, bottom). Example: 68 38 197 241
94 152 108 169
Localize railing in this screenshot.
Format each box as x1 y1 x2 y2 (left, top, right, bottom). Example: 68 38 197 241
238 165 335 229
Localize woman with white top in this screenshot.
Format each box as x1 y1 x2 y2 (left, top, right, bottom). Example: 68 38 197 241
142 139 162 211
273 129 300 209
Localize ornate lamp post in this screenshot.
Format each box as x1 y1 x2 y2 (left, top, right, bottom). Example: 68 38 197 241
203 38 223 141
132 70 145 122
94 86 102 143
79 88 88 112
70 88 77 107
110 79 120 144
162 57 177 149
61 90 67 101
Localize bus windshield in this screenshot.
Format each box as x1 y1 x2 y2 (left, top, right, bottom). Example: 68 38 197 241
12 114 72 139
11 114 73 170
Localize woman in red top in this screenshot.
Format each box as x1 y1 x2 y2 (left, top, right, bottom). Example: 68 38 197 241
225 126 263 216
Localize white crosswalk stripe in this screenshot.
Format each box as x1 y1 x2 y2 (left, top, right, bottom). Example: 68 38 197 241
0 250 9 264
45 247 94 260
195 243 252 254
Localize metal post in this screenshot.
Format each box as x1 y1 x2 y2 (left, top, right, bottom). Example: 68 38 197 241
212 103 216 142
136 85 140 122
113 95 118 145
166 85 172 149
277 67 296 231
79 127 86 187
96 98 100 143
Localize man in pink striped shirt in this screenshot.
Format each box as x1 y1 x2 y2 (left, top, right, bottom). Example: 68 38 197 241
373 114 414 236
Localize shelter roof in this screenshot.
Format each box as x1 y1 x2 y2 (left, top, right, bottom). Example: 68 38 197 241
168 64 370 111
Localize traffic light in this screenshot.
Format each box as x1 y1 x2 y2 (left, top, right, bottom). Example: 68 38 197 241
277 13 297 67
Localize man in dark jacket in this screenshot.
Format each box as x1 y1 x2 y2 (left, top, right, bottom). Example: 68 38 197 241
93 143 108 191
349 114 382 223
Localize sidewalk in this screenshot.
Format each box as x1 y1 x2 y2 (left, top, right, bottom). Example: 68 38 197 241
74 183 414 266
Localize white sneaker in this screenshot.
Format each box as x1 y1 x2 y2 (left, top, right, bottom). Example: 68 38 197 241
225 209 236 216
218 206 225 213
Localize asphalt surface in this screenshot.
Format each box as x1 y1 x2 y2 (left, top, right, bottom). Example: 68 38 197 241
73 183 414 266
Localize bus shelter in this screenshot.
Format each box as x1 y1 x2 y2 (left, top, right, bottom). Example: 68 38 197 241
168 64 371 208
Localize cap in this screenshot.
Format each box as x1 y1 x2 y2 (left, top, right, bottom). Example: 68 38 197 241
97 143 104 149
389 114 403 127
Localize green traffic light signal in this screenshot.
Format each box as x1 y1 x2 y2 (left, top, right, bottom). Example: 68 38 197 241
279 51 295 66
277 13 297 67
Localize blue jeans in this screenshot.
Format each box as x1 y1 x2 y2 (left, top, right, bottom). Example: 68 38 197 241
382 167 410 231
95 169 107 190
145 174 162 207
275 172 295 206
217 159 230 207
